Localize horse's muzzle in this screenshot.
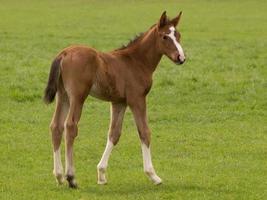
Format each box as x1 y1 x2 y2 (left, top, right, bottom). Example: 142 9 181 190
175 55 185 65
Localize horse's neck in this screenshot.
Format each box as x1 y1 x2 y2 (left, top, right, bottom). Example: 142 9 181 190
132 28 162 72
119 28 162 73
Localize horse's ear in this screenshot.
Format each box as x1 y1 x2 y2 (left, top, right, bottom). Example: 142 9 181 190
171 11 182 27
158 11 168 28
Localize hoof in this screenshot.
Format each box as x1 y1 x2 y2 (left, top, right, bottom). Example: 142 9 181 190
55 174 64 185
153 178 162 185
97 168 107 185
66 175 78 189
97 179 107 185
145 170 162 185
151 175 162 185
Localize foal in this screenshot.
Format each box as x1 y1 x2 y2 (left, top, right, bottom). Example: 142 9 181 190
44 11 185 188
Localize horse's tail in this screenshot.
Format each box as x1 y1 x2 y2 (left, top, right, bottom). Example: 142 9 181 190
43 56 62 104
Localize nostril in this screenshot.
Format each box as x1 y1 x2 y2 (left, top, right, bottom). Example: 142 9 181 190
178 56 185 64
180 58 185 64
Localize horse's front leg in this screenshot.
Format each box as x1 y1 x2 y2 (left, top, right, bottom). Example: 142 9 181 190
97 102 127 184
129 97 162 185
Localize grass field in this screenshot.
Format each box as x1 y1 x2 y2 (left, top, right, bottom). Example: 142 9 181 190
0 0 267 199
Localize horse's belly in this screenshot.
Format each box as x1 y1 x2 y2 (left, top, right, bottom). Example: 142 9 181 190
89 82 124 102
89 83 108 101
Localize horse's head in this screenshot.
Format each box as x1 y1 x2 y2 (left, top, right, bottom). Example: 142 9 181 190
156 11 185 65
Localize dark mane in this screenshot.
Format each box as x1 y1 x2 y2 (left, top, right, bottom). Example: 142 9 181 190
115 24 157 51
115 32 145 51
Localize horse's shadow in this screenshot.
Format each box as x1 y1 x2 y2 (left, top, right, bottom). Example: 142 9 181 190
82 181 235 196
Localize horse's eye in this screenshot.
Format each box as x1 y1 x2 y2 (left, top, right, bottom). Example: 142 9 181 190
163 35 168 40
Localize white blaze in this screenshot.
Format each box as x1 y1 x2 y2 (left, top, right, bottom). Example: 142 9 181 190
167 26 185 62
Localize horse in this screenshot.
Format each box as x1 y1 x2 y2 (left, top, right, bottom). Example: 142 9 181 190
44 11 185 188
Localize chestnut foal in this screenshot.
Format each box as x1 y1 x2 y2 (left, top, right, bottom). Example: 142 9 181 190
44 11 185 188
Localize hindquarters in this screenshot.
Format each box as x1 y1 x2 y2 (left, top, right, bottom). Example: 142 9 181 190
44 45 100 104
60 46 99 100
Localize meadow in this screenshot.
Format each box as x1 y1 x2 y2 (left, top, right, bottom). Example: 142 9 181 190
0 0 266 199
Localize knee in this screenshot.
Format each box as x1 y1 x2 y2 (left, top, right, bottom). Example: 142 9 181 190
50 123 64 135
64 120 78 138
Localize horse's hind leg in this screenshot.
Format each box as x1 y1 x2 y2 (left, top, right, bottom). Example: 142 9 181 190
64 96 86 188
50 91 69 184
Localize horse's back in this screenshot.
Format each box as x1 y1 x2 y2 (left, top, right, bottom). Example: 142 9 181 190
56 45 126 102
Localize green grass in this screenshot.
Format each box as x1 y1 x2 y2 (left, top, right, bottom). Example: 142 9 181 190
0 0 267 199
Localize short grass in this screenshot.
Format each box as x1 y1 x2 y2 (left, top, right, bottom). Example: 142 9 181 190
0 0 267 199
